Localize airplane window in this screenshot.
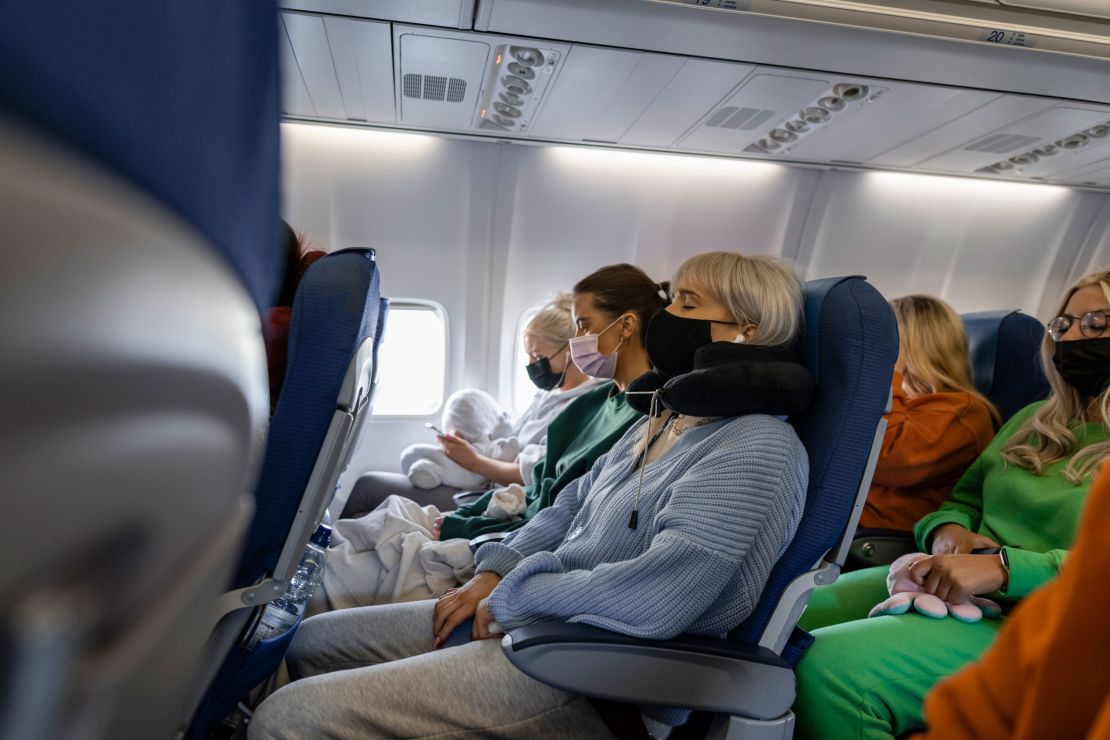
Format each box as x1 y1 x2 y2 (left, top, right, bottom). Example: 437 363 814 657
511 305 543 415
371 302 447 416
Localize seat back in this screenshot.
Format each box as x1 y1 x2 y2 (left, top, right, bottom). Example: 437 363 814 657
963 310 1049 422
186 249 383 738
0 118 271 740
235 249 381 588
0 3 278 736
732 276 898 651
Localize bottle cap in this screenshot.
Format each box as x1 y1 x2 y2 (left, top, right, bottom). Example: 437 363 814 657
310 523 332 548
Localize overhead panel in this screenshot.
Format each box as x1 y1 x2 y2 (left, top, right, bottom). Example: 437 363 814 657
1047 155 1110 186
981 107 1110 178
677 72 829 153
871 95 1055 168
396 31 491 129
621 59 756 148
282 11 346 119
322 17 395 123
921 105 1110 172
529 46 684 142
471 41 569 136
785 83 997 164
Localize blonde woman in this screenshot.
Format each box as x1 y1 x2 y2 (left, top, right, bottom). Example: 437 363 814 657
795 270 1110 740
861 296 1000 532
250 252 814 738
342 295 596 515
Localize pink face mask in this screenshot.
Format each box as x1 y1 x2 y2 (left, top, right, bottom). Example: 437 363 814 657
569 315 626 379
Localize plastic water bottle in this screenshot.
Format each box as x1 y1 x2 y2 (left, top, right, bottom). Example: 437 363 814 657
246 523 332 648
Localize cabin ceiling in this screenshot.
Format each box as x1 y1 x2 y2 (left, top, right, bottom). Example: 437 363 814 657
277 0 1110 189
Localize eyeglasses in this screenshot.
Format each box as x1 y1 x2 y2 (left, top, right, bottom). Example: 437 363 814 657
1047 310 1109 341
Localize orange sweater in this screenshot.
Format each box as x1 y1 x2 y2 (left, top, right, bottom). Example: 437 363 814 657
916 463 1110 740
860 372 995 531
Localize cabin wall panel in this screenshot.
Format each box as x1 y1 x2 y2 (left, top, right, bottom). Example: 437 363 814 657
803 170 1101 317
281 124 500 491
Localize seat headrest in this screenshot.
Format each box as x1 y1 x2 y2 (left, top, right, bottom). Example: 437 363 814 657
798 275 864 381
963 310 1049 422
0 1 282 310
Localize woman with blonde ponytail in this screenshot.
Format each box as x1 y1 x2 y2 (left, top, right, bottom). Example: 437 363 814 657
796 270 1110 740
859 295 999 532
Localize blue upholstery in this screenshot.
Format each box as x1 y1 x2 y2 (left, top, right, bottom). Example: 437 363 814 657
189 249 383 737
732 276 898 644
234 249 381 587
963 310 1049 422
0 1 282 309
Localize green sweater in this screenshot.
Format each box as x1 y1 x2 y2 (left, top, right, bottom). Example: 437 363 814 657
439 383 640 540
915 401 1108 599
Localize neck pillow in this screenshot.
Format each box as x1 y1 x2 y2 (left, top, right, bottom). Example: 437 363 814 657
627 342 815 419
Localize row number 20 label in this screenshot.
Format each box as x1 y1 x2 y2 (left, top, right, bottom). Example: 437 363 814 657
979 28 1037 48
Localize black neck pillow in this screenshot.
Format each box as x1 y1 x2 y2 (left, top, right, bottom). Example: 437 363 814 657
626 342 815 419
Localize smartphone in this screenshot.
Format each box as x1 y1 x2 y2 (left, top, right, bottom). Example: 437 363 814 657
425 422 445 436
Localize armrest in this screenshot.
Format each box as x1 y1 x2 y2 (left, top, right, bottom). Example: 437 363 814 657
469 531 510 553
501 622 794 720
453 490 485 507
847 528 916 569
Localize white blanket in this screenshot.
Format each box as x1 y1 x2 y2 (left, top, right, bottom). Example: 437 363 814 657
320 495 475 610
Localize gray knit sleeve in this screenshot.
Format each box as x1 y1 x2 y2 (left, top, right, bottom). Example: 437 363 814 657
474 445 617 577
488 425 804 638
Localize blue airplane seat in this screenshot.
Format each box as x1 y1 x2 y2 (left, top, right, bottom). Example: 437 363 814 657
963 310 1050 423
501 276 898 738
846 309 1049 570
0 4 279 739
186 248 385 739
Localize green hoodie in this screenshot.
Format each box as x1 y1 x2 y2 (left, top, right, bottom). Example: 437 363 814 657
915 401 1108 599
438 382 640 541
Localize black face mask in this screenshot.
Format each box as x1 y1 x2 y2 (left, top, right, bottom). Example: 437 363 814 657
645 308 738 377
526 348 567 391
1053 337 1110 398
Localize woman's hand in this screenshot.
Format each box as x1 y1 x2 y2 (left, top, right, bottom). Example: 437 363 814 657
431 515 444 541
439 433 483 473
930 523 999 555
472 597 505 641
432 571 502 648
908 554 1008 603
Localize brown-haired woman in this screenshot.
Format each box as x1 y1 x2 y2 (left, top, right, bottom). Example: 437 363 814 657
318 263 666 611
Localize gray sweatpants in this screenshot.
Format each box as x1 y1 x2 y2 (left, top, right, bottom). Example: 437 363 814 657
248 600 617 739
341 472 464 517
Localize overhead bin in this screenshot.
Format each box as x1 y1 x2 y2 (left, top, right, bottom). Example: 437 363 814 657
998 0 1110 21
280 0 475 28
474 0 1110 105
280 12 395 122
278 5 1110 189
